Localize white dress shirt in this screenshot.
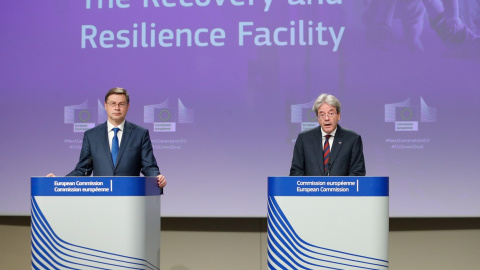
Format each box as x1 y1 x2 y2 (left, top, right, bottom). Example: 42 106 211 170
321 128 337 151
107 120 125 151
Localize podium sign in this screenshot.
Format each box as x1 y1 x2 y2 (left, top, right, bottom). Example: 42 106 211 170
31 177 161 270
267 176 389 270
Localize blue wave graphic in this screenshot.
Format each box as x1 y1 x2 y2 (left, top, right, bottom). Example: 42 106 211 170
267 197 388 270
31 197 159 270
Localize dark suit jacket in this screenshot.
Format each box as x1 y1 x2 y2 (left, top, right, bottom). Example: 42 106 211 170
67 121 160 177
290 125 366 176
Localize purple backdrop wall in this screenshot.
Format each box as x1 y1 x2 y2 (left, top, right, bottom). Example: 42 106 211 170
1 0 479 216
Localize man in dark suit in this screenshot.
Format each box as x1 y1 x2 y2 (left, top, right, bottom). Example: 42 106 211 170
290 94 365 176
47 87 167 188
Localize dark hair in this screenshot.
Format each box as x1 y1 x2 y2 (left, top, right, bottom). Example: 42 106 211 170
105 87 130 103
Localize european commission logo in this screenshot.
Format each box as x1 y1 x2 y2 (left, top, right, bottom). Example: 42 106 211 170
65 100 107 132
291 98 319 131
144 99 194 132
385 97 436 131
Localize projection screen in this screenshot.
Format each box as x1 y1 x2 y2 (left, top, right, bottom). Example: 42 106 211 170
1 0 479 217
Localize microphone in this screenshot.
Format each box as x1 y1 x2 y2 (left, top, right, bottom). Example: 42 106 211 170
326 160 332 176
84 157 92 176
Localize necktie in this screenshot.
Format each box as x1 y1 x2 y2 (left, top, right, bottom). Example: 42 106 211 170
112 127 119 167
323 135 331 174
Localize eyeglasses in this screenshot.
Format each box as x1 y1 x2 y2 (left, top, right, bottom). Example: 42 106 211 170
317 112 337 119
106 102 128 108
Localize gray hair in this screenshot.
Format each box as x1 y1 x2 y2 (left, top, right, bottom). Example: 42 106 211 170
312 94 341 116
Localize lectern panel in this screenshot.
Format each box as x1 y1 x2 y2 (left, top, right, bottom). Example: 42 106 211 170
31 177 161 270
267 176 389 270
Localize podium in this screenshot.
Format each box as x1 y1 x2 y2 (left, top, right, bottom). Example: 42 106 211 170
267 176 389 270
30 177 161 269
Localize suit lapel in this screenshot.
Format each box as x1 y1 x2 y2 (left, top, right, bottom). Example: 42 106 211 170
312 127 326 176
115 121 132 168
101 122 115 169
329 125 344 167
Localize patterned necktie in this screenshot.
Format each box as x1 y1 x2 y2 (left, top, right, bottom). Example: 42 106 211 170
112 127 119 167
323 135 331 174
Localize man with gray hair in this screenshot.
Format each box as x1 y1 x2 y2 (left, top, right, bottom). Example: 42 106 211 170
290 93 366 176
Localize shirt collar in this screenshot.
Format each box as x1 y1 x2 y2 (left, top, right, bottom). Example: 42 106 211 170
107 120 125 132
321 127 337 138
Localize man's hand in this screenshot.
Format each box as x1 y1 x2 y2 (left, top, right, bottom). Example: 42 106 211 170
157 174 166 188
46 173 56 177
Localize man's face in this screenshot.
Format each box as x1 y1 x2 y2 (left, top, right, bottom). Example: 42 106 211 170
105 94 129 125
317 103 341 134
